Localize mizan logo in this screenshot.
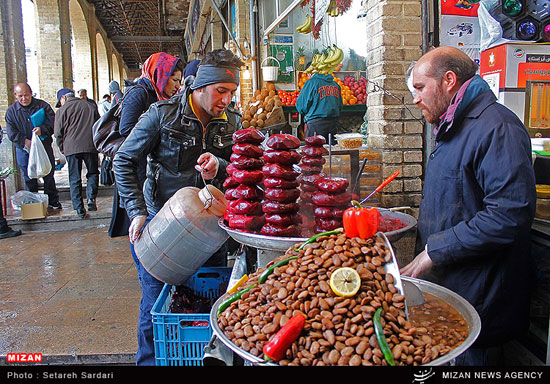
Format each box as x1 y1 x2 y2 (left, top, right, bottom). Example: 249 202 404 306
412 368 435 384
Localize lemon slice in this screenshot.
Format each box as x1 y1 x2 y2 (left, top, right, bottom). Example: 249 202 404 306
227 274 248 294
329 267 361 297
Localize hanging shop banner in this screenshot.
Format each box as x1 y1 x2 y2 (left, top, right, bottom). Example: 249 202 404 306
231 1 237 38
190 0 202 37
440 15 481 64
441 0 480 17
315 0 331 25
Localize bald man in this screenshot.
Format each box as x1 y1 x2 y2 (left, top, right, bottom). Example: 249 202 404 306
401 47 536 365
5 83 61 209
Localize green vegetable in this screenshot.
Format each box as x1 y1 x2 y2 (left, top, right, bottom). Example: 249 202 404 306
374 308 396 366
258 256 297 284
295 229 342 251
217 284 257 317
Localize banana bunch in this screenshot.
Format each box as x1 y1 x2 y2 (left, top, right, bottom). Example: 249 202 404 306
304 45 344 75
326 0 340 17
296 14 312 34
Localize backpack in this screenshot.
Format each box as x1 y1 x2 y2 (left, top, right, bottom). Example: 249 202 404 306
92 85 146 158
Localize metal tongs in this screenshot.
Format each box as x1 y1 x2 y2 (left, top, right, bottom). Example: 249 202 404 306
200 169 214 209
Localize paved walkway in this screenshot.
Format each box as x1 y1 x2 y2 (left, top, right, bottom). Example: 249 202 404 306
0 169 140 365
0 226 139 364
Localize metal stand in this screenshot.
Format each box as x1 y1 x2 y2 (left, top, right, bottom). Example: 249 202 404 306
257 249 285 269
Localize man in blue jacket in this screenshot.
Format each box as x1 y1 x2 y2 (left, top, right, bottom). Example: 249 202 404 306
401 47 537 365
296 71 343 141
5 83 61 210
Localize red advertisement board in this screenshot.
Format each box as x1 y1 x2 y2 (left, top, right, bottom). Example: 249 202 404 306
440 0 480 17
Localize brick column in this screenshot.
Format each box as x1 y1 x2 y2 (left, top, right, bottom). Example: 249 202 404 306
1 0 27 193
35 0 70 106
236 0 253 106
364 0 424 216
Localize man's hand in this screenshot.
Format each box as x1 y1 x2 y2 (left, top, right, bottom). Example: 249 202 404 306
32 127 42 136
195 152 219 180
400 246 433 278
24 138 32 151
129 215 148 244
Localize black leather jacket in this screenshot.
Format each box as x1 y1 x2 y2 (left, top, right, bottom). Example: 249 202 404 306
113 85 241 221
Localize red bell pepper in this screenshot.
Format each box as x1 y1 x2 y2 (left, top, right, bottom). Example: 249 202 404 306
342 202 380 239
263 313 306 362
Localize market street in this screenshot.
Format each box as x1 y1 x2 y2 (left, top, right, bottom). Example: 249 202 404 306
0 192 139 365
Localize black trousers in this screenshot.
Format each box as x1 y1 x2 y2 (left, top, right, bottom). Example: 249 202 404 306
66 153 99 211
305 117 340 142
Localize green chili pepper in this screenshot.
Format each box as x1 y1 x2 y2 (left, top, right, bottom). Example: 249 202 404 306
374 308 396 366
295 229 342 251
258 256 297 284
217 284 257 317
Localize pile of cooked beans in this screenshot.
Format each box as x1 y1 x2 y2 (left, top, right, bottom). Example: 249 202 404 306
217 232 469 366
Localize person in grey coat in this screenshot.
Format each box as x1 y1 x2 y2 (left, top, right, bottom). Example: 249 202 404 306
54 88 100 219
401 47 536 365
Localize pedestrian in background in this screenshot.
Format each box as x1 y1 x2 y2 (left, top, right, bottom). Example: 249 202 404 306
77 89 97 108
4 82 62 210
108 52 184 238
108 80 123 108
98 94 111 116
296 64 343 141
54 88 100 219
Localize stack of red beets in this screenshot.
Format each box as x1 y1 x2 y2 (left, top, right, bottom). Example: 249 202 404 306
224 128 266 232
260 134 302 237
298 135 328 236
311 176 352 233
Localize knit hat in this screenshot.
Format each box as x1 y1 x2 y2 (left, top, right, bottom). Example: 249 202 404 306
108 81 120 94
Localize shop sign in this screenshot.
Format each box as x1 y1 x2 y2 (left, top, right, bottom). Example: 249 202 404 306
527 54 550 64
518 63 550 87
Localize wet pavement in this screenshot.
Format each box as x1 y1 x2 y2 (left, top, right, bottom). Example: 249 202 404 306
0 168 140 365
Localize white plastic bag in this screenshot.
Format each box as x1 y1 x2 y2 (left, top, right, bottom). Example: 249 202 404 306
10 191 49 211
479 0 504 51
27 132 52 179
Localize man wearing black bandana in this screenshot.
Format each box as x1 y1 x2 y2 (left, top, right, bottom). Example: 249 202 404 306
113 49 244 365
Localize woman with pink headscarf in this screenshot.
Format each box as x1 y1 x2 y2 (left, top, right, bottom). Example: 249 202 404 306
109 52 183 238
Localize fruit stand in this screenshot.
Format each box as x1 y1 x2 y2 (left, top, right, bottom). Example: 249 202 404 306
253 0 369 137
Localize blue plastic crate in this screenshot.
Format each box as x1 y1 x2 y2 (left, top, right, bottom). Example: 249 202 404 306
151 267 231 366
183 267 232 299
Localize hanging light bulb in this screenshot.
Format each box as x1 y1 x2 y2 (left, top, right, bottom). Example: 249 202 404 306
517 20 537 40
503 0 523 17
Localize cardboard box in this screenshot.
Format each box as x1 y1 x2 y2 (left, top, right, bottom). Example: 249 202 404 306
480 42 550 137
21 202 47 220
264 105 286 127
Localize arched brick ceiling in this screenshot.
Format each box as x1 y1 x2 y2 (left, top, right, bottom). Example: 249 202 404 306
88 0 190 69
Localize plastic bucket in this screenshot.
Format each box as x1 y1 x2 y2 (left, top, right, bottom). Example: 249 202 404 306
261 56 280 82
